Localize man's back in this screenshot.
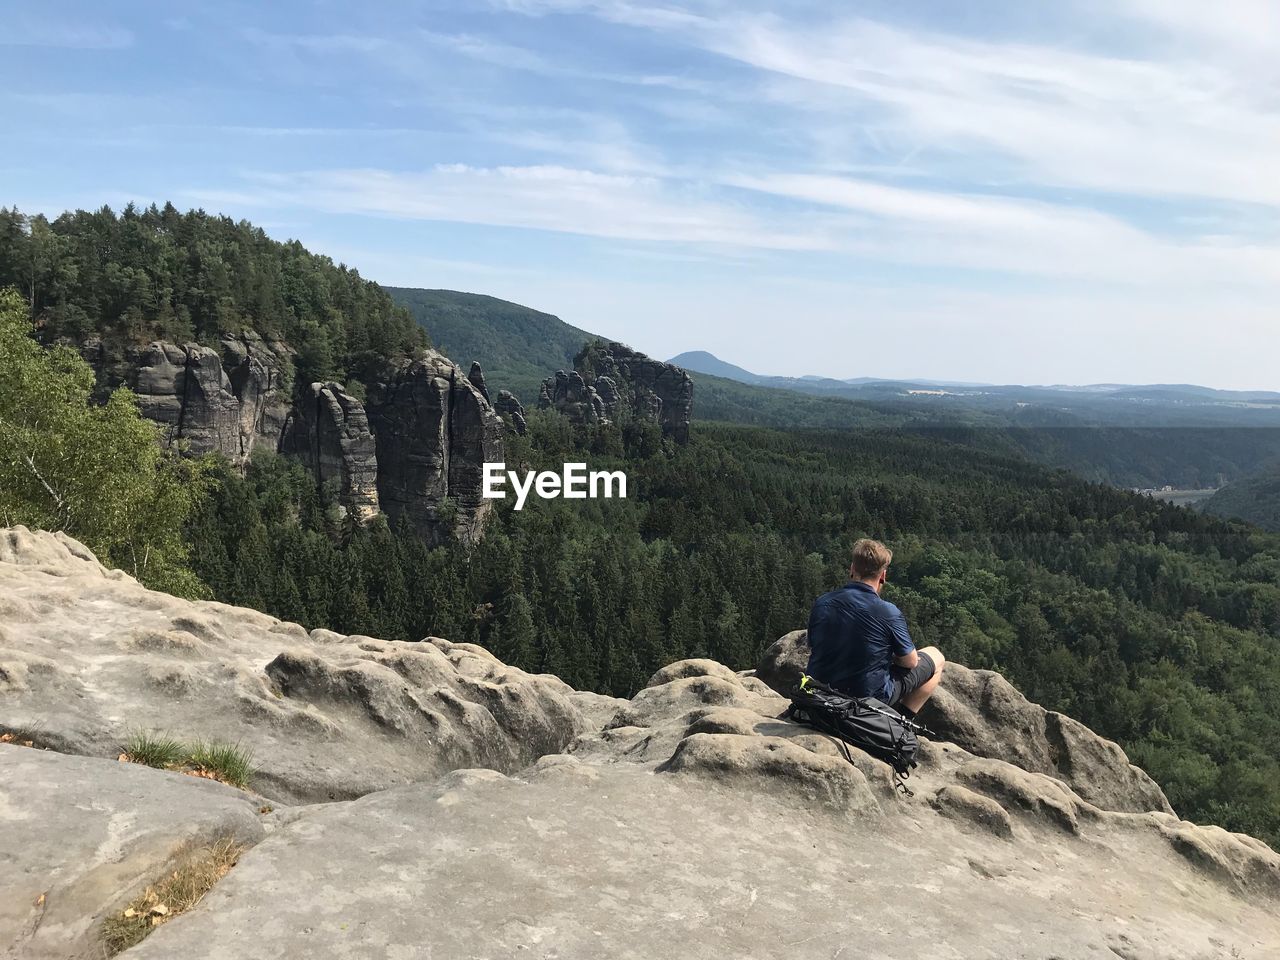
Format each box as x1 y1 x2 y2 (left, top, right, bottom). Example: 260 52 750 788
806 581 915 702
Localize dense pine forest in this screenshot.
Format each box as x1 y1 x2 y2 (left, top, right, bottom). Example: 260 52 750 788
3 205 1280 848
1205 465 1280 532
0 205 425 384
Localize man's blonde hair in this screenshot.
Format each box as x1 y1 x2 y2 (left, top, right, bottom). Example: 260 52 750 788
851 538 893 579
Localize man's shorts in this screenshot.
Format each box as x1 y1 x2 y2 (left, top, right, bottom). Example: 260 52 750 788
887 650 936 706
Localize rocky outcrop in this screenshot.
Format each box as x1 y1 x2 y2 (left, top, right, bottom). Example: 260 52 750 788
81 332 292 464
80 337 505 544
467 361 490 402
538 370 608 425
538 341 694 442
755 628 1173 815
1 746 267 960
578 341 694 443
493 389 527 435
5 535 1280 960
280 382 380 521
366 351 504 545
922 661 1175 815
0 527 606 804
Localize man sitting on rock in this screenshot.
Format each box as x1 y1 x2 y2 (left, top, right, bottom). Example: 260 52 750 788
806 538 944 719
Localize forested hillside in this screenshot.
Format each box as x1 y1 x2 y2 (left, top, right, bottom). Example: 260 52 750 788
1203 466 1280 531
0 205 425 385
186 411 1280 847
387 287 592 400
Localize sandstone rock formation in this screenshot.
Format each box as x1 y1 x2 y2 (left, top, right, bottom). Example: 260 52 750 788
0 527 611 804
81 331 292 464
3 533 1279 959
82 333 507 543
467 360 490 402
756 628 1172 815
1 746 267 960
367 351 504 545
538 341 694 442
493 389 527 435
578 340 694 443
280 382 380 521
538 369 608 425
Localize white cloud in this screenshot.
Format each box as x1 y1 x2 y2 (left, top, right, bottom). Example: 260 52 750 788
727 173 1280 285
240 29 391 54
1113 0 1280 62
493 2 1280 211
197 164 834 252
689 13 1280 209
1 21 133 49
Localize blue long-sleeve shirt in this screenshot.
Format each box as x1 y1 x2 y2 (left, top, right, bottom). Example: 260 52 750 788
806 581 916 701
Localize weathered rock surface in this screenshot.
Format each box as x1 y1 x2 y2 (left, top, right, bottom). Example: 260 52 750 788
106 753 1280 960
366 351 505 544
493 389 527 435
539 341 694 442
466 360 490 402
5 538 1280 959
755 627 810 696
922 662 1174 815
80 337 506 543
0 527 603 804
755 628 1172 815
81 332 293 465
280 382 380 521
538 369 608 425
578 340 694 443
0 745 266 960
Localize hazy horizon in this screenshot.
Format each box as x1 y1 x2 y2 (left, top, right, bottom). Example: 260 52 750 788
4 1 1278 390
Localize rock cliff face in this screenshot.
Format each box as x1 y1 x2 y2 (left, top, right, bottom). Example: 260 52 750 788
3 529 1278 960
280 382 381 522
81 332 293 463
538 369 608 425
539 341 694 442
493 389 527 435
82 337 505 544
366 351 504 545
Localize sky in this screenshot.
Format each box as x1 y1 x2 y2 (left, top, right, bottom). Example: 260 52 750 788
3 1 1278 389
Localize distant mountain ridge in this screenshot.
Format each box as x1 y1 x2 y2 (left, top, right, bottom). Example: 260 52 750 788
387 287 594 401
384 294 1280 488
668 350 1280 404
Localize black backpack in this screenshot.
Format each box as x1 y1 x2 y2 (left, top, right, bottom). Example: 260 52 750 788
783 674 931 795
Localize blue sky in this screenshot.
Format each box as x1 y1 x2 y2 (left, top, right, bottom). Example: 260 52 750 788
3 1 1278 388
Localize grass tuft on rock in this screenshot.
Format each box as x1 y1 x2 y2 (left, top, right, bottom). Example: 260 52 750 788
186 739 255 789
122 730 186 769
119 732 255 789
101 836 245 956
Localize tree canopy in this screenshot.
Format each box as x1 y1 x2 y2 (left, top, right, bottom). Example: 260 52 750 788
0 204 426 385
0 287 206 595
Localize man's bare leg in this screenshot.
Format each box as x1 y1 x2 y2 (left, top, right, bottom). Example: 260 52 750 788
901 646 945 714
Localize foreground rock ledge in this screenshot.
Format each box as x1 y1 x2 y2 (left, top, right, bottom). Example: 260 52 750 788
95 758 1280 960
3 528 1279 959
0 526 620 804
0 746 265 960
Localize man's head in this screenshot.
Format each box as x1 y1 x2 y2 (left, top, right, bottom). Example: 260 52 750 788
850 538 892 592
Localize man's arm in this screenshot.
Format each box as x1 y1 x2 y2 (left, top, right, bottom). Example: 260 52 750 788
888 607 918 667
